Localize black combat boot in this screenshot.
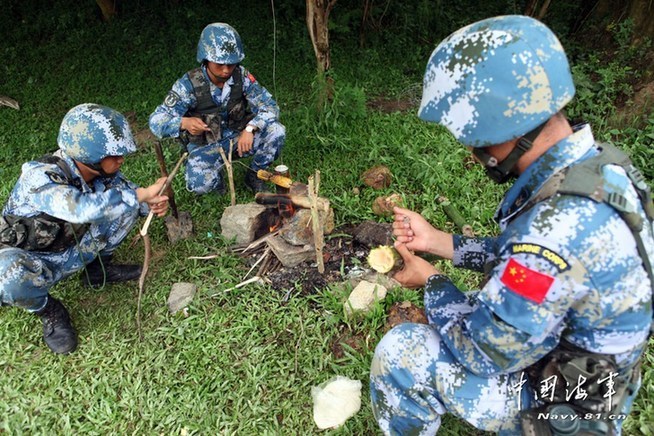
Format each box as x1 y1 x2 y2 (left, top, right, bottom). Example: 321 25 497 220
245 170 269 193
81 255 142 288
35 296 77 354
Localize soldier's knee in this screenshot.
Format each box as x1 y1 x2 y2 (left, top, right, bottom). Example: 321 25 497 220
373 323 440 369
263 122 286 142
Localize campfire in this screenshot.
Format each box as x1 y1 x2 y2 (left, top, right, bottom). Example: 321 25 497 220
220 178 335 278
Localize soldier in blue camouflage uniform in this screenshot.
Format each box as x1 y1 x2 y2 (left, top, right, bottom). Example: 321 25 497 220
149 22 285 195
0 104 169 355
370 16 654 435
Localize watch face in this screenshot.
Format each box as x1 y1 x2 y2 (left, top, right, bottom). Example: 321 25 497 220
246 126 254 133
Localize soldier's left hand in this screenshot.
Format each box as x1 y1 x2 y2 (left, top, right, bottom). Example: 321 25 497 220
393 241 440 289
237 130 254 156
147 195 169 217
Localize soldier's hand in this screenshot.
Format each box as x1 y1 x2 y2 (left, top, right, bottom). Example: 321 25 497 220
393 242 440 289
147 195 169 217
181 117 211 135
237 130 254 156
137 177 167 203
392 206 454 260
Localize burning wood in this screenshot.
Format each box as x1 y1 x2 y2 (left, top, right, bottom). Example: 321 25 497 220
255 192 330 212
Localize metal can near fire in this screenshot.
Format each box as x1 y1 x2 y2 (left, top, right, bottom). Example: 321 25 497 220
274 165 290 194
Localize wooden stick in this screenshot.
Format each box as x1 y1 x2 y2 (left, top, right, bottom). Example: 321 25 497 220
218 140 236 206
308 171 325 274
140 152 188 237
243 246 271 280
254 192 330 212
153 141 179 219
236 229 280 254
210 276 262 296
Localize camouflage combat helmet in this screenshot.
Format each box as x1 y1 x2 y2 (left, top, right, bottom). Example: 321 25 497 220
197 23 245 65
57 103 137 165
418 15 575 149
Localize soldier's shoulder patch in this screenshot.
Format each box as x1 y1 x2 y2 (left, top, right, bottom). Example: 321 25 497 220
500 257 555 304
509 243 570 272
164 90 181 107
245 70 256 83
45 170 69 185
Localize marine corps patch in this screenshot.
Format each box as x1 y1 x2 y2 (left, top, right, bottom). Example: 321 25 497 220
509 243 570 272
164 90 180 108
45 171 69 185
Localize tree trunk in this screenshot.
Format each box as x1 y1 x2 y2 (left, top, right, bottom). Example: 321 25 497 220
306 0 336 75
96 0 117 21
594 0 654 42
524 0 552 19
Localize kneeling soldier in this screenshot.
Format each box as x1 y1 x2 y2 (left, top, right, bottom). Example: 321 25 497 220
0 103 169 354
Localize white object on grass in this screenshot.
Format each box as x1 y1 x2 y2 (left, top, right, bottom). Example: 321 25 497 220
311 376 362 429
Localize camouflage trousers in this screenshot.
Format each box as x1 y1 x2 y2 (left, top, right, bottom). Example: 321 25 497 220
0 207 139 312
370 322 531 435
185 121 285 194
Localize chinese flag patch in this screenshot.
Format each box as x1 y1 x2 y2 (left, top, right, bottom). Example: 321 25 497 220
247 72 256 83
500 258 554 304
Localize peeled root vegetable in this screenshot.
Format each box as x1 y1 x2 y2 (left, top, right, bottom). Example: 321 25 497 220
367 245 400 273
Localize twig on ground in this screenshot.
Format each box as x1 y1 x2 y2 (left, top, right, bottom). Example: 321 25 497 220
210 276 262 296
244 246 271 280
233 230 280 254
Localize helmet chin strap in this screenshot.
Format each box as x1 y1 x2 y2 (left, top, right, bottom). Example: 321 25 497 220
472 122 547 184
86 161 118 178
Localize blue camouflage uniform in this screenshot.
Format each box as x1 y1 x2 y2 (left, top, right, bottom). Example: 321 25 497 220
0 150 145 312
149 64 285 194
370 125 654 434
370 15 654 435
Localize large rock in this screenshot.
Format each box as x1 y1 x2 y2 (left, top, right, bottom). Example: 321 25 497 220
280 208 335 246
220 204 271 245
267 235 315 267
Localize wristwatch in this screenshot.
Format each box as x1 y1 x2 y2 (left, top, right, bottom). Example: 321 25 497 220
245 125 256 133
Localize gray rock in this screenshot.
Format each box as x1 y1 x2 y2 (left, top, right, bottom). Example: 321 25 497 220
168 282 197 314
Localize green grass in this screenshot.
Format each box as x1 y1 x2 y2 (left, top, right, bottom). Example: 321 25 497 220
1 0 653 434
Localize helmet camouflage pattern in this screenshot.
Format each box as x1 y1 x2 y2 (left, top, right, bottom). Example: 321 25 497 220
418 15 575 148
197 23 245 64
57 104 137 164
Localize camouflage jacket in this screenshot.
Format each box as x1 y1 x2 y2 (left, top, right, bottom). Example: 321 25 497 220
426 125 654 377
148 65 279 144
3 150 143 226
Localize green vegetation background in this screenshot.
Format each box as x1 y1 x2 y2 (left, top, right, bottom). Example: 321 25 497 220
1 0 653 434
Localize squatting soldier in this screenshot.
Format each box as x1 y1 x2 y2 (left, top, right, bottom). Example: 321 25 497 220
0 104 169 354
370 16 654 435
149 22 285 195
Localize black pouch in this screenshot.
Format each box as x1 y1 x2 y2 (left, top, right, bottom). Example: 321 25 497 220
0 214 88 252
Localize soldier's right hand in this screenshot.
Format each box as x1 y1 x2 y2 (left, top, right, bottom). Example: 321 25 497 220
181 117 211 135
392 242 440 289
136 177 169 204
392 206 454 260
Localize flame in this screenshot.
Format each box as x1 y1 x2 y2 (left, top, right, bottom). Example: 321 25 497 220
269 221 282 232
279 202 295 219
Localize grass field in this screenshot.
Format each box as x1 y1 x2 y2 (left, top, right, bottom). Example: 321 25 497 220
1 1 653 434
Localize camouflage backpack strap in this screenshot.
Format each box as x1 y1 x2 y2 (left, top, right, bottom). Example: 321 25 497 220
226 67 254 132
180 67 223 146
187 67 218 114
528 143 654 330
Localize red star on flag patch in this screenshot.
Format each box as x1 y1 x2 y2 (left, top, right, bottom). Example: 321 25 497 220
500 258 554 304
